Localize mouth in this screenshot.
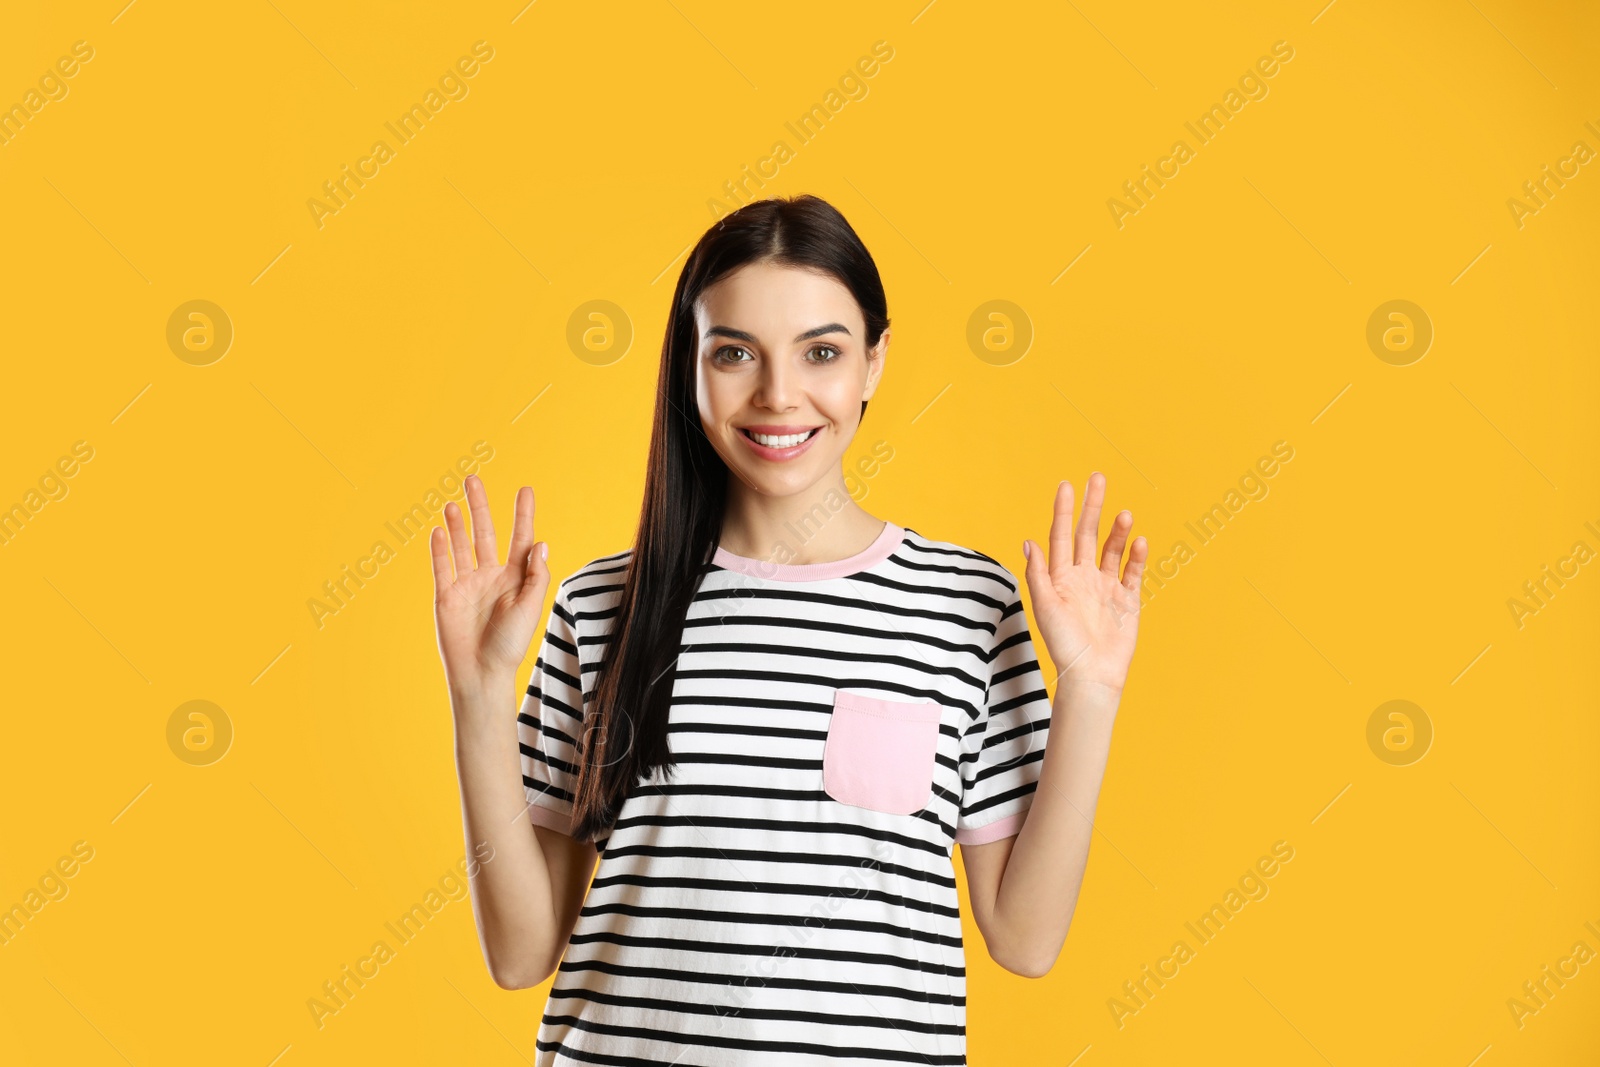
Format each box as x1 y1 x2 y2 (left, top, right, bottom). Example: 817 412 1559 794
736 425 823 461
739 425 822 447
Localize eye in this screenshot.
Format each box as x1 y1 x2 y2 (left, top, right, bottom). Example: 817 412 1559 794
712 345 753 363
806 344 842 363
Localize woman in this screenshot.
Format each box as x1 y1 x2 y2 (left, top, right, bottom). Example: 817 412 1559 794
432 194 1147 1064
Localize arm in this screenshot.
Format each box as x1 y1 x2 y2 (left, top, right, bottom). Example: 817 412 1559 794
433 475 595 990
452 672 596 989
962 472 1146 977
961 680 1118 977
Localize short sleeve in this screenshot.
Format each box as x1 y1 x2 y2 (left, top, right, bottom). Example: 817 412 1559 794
516 581 587 838
955 590 1053 846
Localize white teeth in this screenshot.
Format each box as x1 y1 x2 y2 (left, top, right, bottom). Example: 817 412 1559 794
750 430 814 448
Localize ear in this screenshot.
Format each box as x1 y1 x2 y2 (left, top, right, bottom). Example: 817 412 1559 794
862 327 889 401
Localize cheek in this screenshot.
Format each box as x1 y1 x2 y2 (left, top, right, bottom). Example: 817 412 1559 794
696 366 744 434
694 368 713 424
694 364 723 420
817 365 867 421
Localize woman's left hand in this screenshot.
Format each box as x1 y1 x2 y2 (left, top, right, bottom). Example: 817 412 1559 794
1021 472 1147 697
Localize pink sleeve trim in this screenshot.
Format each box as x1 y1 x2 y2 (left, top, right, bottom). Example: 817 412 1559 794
527 800 576 837
955 809 1028 845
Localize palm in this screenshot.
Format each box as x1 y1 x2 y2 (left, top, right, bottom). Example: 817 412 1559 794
1022 473 1147 694
431 476 551 687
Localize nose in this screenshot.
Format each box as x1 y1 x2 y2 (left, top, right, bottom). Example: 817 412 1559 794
753 354 798 411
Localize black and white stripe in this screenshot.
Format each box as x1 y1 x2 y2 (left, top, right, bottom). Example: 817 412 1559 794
517 526 1053 1065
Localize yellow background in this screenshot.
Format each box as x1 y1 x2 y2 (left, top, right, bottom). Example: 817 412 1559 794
2 0 1597 1063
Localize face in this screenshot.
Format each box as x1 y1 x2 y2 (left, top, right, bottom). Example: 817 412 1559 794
694 260 887 499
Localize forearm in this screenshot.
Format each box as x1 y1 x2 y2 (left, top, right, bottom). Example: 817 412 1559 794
987 680 1120 975
451 671 561 987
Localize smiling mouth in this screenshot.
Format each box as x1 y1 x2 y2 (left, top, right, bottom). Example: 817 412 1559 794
738 427 822 448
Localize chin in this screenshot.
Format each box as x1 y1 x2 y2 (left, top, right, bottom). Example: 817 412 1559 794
741 466 821 498
724 445 818 484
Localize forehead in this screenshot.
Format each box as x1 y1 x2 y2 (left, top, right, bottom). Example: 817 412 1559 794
693 261 863 339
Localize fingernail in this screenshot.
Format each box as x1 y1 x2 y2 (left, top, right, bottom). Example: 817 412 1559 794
1023 540 1030 560
539 543 548 561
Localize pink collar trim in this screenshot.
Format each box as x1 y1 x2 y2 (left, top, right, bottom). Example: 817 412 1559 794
712 521 904 582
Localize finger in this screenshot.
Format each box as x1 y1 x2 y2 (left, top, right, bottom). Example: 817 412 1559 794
1100 509 1133 577
429 525 453 592
522 540 551 608
1047 480 1074 584
1075 471 1105 568
515 490 547 606
1022 538 1050 604
443 498 473 577
506 486 534 575
466 474 499 569
1121 536 1149 594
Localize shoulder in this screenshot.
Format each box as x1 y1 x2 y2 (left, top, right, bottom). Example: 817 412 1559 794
894 526 1021 601
553 547 631 615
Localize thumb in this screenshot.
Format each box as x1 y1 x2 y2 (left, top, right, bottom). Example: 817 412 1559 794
1022 538 1050 600
520 541 550 605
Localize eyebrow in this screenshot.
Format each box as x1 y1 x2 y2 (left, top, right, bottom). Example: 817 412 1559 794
704 323 852 345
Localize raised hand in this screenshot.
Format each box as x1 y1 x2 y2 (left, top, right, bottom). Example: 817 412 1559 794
1021 472 1147 695
430 474 551 692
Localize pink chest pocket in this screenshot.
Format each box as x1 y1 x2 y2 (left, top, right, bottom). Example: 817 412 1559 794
822 690 944 816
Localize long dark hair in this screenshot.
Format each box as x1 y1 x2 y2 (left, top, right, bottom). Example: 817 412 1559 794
568 193 891 843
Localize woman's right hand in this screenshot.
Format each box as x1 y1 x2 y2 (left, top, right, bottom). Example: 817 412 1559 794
430 474 551 699
433 474 584 991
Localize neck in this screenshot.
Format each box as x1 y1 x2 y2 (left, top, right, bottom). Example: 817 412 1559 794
718 469 884 565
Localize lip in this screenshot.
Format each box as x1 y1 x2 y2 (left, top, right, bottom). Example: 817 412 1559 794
741 424 821 434
736 425 823 462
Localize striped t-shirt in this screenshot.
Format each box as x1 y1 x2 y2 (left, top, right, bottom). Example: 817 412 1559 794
517 520 1054 1065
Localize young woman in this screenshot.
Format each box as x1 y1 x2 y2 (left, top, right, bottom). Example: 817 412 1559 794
432 194 1147 1064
